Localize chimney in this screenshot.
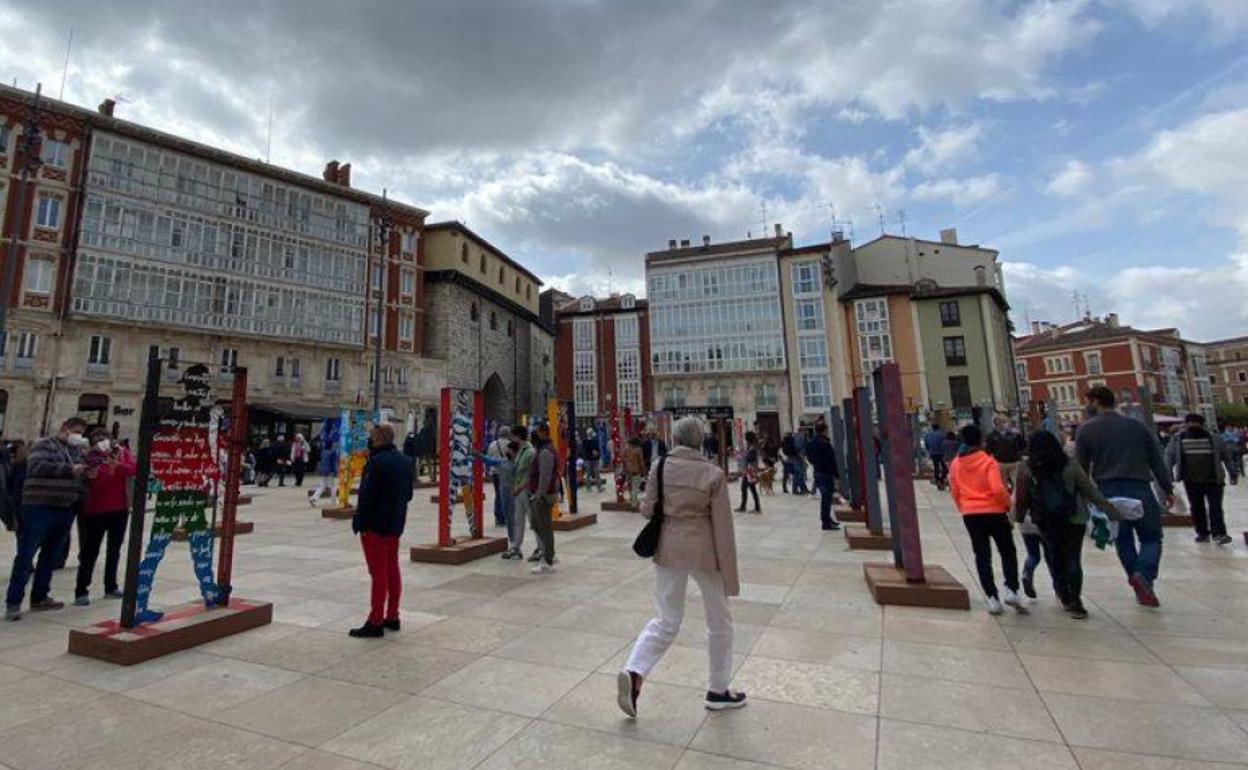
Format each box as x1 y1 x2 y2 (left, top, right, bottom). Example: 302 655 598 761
940 227 958 245
97 99 116 117
1106 313 1119 328
323 160 340 183
774 223 783 238
973 265 986 286
337 162 352 187
1030 321 1041 335
680 239 690 248
702 235 710 246
668 239 677 250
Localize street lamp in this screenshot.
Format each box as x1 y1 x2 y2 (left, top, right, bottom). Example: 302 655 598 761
371 195 393 418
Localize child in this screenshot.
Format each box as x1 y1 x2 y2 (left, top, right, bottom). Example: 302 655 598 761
948 424 1027 615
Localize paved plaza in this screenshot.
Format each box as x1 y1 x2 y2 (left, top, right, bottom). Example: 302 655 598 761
1 481 1248 770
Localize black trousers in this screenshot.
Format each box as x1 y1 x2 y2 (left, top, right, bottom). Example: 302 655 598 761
1040 521 1086 606
930 454 948 486
76 510 128 596
1184 481 1227 538
738 479 760 512
962 514 1019 599
293 461 306 487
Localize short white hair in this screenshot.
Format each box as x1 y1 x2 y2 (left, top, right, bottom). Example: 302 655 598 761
672 416 705 449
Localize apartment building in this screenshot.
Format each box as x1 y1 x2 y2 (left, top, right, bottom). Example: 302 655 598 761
553 292 653 423
1204 335 1248 406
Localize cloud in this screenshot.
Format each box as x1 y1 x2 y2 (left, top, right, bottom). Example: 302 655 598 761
1044 160 1095 197
904 123 987 175
911 174 1005 207
1114 0 1248 34
1105 254 1248 339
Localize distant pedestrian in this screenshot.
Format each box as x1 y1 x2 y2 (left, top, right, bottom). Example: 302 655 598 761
985 417 1025 490
735 432 762 514
1167 413 1236 546
1220 424 1244 476
479 438 517 551
507 426 534 559
618 417 744 718
349 423 412 638
487 426 512 528
581 430 604 492
308 440 340 507
805 422 841 531
949 424 1027 616
290 433 310 487
274 436 291 486
924 424 948 489
527 423 560 574
255 439 274 487
623 437 646 506
1076 386 1174 607
75 429 136 605
6 418 89 621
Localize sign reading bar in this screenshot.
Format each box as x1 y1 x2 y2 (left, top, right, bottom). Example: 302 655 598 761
664 406 734 420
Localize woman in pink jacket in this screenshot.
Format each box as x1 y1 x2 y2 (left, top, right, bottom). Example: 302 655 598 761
74 429 136 605
618 416 744 717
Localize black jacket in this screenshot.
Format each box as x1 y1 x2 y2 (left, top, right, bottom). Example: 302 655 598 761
985 430 1025 464
353 444 414 537
805 434 839 479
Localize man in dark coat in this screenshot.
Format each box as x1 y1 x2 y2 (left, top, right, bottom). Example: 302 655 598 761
805 423 841 531
350 423 413 637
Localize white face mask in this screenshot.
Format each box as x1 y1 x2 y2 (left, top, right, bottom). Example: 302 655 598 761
67 433 89 448
96 439 112 453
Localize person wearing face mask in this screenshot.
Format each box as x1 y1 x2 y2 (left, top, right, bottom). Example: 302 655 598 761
74 429 137 605
5 418 89 621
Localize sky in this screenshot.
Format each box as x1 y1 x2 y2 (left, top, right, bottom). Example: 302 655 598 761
3 0 1248 340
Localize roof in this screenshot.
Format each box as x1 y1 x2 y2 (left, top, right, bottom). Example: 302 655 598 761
646 235 790 263
0 84 429 219
424 269 542 325
424 221 543 285
1014 320 1184 354
1201 334 1248 348
840 282 1010 310
855 233 998 255
555 294 648 316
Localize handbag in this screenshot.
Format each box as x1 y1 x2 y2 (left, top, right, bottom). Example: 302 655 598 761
632 456 667 558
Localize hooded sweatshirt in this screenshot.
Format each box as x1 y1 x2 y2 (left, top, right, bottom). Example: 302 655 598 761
948 448 1011 515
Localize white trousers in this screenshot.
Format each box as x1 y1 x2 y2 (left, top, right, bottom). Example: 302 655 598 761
625 565 734 693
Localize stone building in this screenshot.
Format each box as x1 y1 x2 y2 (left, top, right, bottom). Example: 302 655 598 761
422 221 550 423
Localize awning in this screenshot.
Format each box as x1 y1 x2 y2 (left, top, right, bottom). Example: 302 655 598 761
249 401 342 422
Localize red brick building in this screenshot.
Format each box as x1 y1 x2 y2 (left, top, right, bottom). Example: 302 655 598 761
554 293 653 422
1014 314 1209 428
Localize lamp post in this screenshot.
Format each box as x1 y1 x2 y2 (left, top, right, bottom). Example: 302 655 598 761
372 195 392 418
1 85 44 354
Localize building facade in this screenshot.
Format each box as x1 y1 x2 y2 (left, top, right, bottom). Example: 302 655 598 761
422 221 548 423
553 293 653 422
1204 336 1248 406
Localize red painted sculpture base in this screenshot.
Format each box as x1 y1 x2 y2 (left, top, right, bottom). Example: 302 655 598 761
835 505 867 523
845 525 892 550
1161 514 1194 528
552 512 597 531
171 521 254 541
322 507 356 519
410 536 508 565
601 501 640 512
864 563 970 610
67 599 273 666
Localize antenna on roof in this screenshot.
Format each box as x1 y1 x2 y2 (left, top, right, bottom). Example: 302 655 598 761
897 209 907 238
58 27 73 100
874 203 885 236
265 98 274 164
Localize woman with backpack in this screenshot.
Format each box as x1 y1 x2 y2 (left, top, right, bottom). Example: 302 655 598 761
1013 430 1120 620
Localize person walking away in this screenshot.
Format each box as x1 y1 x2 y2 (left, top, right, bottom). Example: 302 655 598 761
735 432 762 514
792 429 810 495
403 429 419 478
618 417 744 717
806 422 841 531
273 435 291 487
1076 386 1174 607
948 424 1027 616
254 439 273 487
623 437 646 506
528 424 560 574
924 424 948 489
1013 430 1120 619
986 417 1025 490
508 426 534 559
581 430 604 493
6 418 89 620
75 430 136 605
290 433 310 487
1219 425 1243 476
487 426 512 528
780 432 798 494
1167 413 1237 545
308 439 340 507
349 423 413 637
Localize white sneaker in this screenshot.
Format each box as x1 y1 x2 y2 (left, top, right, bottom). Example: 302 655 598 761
986 597 1005 615
530 563 555 575
1002 588 1029 614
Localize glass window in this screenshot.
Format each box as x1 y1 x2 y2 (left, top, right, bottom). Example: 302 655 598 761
939 301 961 327
573 318 595 350
461 243 468 263
17 331 38 360
1085 351 1102 375
754 383 777 409
798 337 828 369
615 315 639 347
401 231 417 252
88 335 111 365
275 356 286 377
489 311 498 331
663 386 686 409
574 351 595 382
575 382 597 416
708 385 730 407
370 264 383 290
400 314 414 340
943 336 967 366
35 197 61 228
326 357 341 381
791 261 819 295
470 303 478 322
41 138 69 168
618 380 641 412
400 269 414 295
291 358 301 378
219 347 238 373
22 259 53 294
950 375 972 409
1015 362 1027 383
801 374 831 410
616 347 640 383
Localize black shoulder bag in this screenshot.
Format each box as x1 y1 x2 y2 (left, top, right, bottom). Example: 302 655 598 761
632 456 667 558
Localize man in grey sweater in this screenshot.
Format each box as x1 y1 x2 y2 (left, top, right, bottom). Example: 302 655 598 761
527 424 558 574
1075 386 1174 608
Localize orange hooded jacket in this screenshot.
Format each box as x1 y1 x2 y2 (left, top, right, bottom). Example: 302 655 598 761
948 449 1012 515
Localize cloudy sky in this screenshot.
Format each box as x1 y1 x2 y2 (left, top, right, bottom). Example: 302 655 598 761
4 0 1248 339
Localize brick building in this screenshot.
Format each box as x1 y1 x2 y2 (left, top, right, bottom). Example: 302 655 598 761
1014 314 1212 428
553 293 653 423
1204 335 1248 405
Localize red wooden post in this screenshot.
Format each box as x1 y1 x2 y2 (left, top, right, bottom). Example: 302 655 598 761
472 390 485 538
881 362 925 583
216 366 249 602
610 406 625 503
438 388 451 547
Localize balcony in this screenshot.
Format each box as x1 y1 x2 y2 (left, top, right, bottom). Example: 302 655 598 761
13 357 35 372
85 362 112 380
324 379 342 395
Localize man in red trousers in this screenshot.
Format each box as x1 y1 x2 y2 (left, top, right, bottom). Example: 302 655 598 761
349 422 413 637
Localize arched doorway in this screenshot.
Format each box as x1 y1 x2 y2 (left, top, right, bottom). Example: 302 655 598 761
482 373 508 423
77 393 109 430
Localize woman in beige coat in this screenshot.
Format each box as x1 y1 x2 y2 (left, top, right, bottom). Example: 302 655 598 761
618 417 744 717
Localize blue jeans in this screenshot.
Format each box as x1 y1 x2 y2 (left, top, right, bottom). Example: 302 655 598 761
6 505 76 608
792 462 809 495
1097 479 1164 586
492 477 505 526
814 472 837 527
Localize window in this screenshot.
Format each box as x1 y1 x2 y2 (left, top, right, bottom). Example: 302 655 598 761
35 197 61 228
219 347 238 373
368 364 376 384
470 303 478 322
755 383 777 409
615 315 639 347
1238 371 1246 384
574 351 595 382
398 366 408 385
943 336 967 366
663 386 686 409
939 301 961 327
275 356 286 377
616 348 641 385
401 231 417 253
0 124 10 152
617 381 641 412
41 138 69 168
168 346 181 369
22 258 53 294
791 261 819 295
489 311 498 331
708 385 730 407
1085 351 1102 375
579 296 595 312
1015 362 1027 384
526 284 532 300
574 382 597 415
460 243 468 263
498 266 504 285
370 308 381 337
370 264 383 291
801 374 831 410
794 298 823 331
514 276 521 293
88 335 111 365
620 294 635 309
573 318 595 350
16 331 38 361
290 358 301 379
1044 356 1073 374
855 298 893 375
400 269 414 295
326 357 341 382
949 375 972 409
479 253 486 274
400 314 414 340
798 337 828 369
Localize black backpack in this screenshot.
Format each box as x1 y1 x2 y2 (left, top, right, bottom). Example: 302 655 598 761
1030 472 1075 528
